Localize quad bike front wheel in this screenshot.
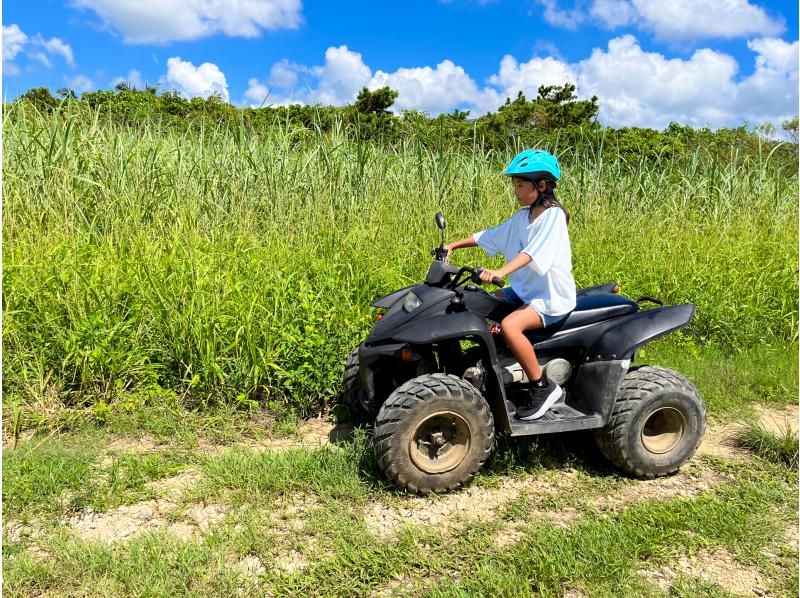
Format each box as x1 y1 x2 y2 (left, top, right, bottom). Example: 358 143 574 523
374 373 494 494
594 365 706 478
337 346 368 422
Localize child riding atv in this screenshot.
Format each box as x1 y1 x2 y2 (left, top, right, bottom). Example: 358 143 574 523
445 149 574 421
341 149 706 494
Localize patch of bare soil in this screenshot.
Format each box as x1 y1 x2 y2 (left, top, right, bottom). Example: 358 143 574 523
68 499 178 543
96 419 347 457
237 419 351 453
230 555 267 577
364 476 534 539
754 404 798 435
589 461 726 512
697 403 797 460
492 522 528 548
2 429 34 448
369 571 459 598
66 468 222 544
105 435 163 453
696 422 742 459
642 548 769 596
147 471 202 501
68 499 227 544
4 520 45 545
366 457 726 542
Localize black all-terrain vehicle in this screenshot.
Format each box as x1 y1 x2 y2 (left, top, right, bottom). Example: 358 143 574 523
342 213 706 493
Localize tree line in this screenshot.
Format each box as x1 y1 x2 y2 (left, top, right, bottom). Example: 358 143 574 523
12 83 799 173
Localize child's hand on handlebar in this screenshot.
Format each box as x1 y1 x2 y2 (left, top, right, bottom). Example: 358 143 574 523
443 244 454 262
478 268 502 284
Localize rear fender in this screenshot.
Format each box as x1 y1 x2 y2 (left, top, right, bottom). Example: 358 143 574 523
588 304 695 361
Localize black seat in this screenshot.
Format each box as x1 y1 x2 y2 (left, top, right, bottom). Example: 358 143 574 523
477 289 638 331
558 293 638 329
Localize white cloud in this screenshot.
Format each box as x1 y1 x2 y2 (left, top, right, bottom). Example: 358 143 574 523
111 68 146 90
161 57 229 101
268 59 301 88
33 34 75 67
576 35 739 128
244 78 270 106
589 0 784 40
30 52 53 68
2 25 76 74
487 55 577 99
369 60 480 114
535 0 585 30
589 0 637 28
253 35 798 130
74 0 302 44
3 24 28 67
244 78 303 107
735 38 799 124
312 45 372 106
748 37 798 73
65 74 94 92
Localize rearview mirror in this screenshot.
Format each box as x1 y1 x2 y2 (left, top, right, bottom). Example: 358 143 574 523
435 212 447 230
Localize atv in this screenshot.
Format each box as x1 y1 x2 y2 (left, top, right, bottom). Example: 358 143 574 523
342 212 706 493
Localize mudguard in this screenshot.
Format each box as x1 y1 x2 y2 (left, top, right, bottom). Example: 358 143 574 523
371 285 415 309
392 311 495 350
588 304 695 361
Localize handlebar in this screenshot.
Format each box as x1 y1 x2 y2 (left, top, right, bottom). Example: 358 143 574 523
449 265 504 289
475 267 505 288
431 246 504 289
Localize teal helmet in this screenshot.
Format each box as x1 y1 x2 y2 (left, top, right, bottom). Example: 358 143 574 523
504 149 561 182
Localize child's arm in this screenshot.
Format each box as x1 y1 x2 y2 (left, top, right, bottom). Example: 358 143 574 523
444 236 478 260
478 252 532 283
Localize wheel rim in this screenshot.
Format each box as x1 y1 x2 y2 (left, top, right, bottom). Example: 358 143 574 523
641 407 685 454
409 411 471 474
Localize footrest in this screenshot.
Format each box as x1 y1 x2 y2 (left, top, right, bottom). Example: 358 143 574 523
506 397 602 436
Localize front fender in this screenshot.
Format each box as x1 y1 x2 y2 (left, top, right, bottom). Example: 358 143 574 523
371 285 415 309
393 311 495 349
373 310 511 433
588 304 695 360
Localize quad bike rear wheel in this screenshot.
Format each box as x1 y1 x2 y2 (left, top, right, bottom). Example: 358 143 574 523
374 373 494 494
594 365 706 478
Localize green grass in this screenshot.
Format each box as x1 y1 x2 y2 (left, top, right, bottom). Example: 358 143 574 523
8 475 791 597
5 337 795 439
2 104 797 417
2 436 194 518
734 421 799 468
197 435 378 504
3 424 797 597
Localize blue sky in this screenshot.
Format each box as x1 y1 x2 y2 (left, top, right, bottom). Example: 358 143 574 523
2 0 798 129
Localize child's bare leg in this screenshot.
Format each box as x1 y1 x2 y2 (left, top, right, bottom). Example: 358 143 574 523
500 306 544 381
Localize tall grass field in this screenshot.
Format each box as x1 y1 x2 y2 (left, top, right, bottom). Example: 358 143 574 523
2 103 797 417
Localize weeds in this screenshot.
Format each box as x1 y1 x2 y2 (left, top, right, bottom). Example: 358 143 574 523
734 420 799 468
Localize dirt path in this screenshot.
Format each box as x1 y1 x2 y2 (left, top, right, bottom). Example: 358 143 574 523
49 405 789 546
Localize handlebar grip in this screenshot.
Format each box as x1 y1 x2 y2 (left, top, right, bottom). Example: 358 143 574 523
475 267 505 288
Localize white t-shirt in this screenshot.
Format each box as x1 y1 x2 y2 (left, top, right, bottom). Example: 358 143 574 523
473 206 576 316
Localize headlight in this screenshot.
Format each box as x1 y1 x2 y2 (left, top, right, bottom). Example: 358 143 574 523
402 291 422 312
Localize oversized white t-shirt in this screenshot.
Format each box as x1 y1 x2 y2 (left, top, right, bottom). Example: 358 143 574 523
473 206 576 316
